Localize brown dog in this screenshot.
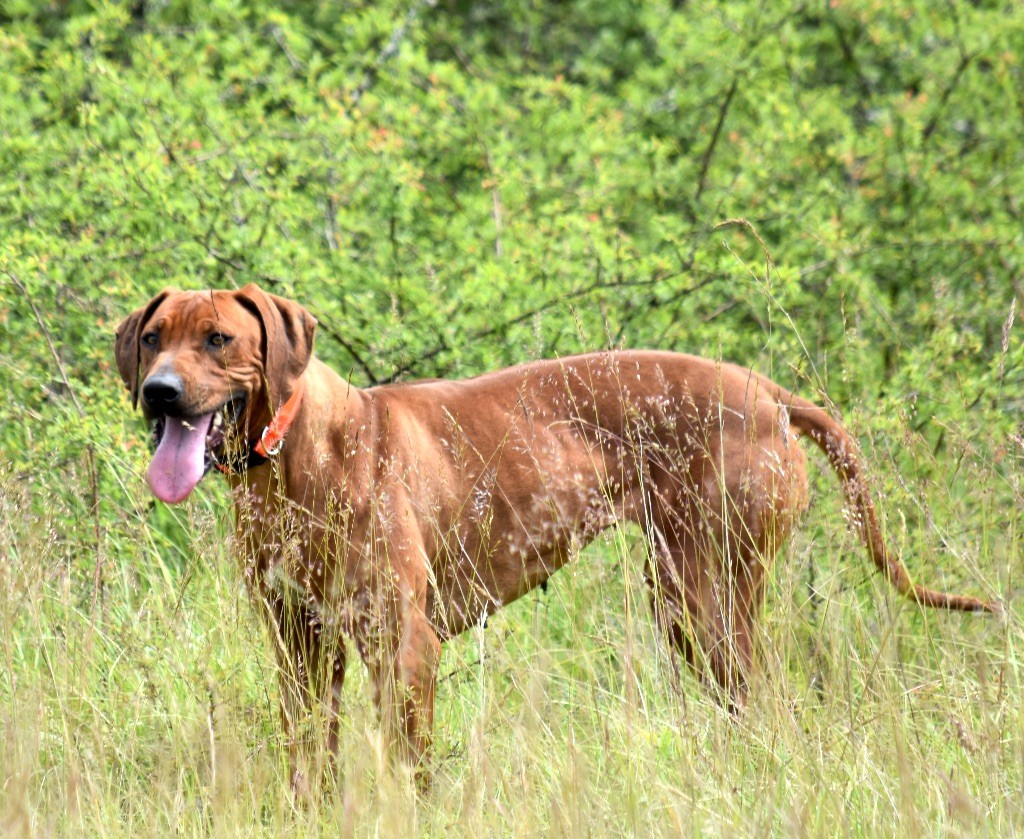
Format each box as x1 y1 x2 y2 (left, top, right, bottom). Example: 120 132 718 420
115 284 997 771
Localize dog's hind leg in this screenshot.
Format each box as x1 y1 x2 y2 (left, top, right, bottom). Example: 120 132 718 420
645 516 768 711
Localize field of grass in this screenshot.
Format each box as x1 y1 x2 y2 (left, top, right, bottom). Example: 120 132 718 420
2 414 1018 837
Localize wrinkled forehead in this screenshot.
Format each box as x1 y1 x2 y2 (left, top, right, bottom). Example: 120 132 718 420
146 290 257 333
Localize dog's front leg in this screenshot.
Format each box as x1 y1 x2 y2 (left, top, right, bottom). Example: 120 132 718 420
355 572 441 775
263 593 348 793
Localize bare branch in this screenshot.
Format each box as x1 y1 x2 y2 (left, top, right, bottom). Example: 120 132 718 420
695 76 739 202
922 50 976 143
383 269 712 383
308 311 385 385
351 0 437 108
6 271 84 416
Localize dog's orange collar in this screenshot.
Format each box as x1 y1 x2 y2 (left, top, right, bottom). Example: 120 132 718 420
254 384 304 459
215 383 304 475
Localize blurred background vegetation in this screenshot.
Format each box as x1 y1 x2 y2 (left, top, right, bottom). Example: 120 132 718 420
3 0 1021 476
0 1 1021 833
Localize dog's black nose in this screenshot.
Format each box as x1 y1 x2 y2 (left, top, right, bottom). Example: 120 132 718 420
142 372 184 411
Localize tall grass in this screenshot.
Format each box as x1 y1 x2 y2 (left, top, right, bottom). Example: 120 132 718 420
0 417 1019 837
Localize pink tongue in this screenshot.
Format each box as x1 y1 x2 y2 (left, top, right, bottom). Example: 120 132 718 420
146 414 214 504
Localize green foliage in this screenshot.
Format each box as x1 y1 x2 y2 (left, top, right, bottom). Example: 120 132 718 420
2 1 1021 395
3 0 1020 561
1 0 1022 833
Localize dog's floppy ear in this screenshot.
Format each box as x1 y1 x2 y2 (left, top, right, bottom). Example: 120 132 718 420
235 284 317 406
114 290 172 409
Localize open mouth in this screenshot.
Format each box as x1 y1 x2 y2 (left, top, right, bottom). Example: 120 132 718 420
147 396 247 504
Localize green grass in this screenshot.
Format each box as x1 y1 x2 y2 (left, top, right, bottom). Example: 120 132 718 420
1 436 1019 837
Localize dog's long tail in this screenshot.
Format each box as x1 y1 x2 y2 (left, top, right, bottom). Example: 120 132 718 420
783 391 1000 613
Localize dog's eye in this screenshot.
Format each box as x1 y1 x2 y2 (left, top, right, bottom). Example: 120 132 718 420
141 332 158 348
208 332 232 349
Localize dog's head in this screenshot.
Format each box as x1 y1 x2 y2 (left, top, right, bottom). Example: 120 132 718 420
114 284 316 503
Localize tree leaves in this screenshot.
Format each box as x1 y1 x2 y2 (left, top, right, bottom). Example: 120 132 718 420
1 0 1021 506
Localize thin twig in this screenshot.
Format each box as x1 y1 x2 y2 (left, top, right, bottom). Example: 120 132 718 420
695 76 739 202
921 51 976 143
6 271 105 618
479 138 504 259
268 24 303 72
307 312 384 385
7 272 84 414
829 14 873 101
350 0 437 108
383 269 710 383
323 167 339 252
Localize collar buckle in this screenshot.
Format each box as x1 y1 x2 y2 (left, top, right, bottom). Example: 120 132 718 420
219 382 303 475
259 425 285 457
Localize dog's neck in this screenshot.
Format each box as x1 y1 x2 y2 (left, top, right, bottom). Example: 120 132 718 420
228 357 371 506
